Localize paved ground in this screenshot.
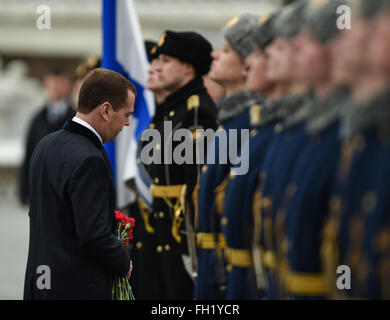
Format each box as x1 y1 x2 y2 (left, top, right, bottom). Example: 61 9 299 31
0 205 29 300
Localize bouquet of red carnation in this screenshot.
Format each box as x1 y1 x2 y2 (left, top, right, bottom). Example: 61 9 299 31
112 210 136 300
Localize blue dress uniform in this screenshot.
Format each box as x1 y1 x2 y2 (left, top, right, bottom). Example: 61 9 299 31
322 88 390 299
267 0 349 300
221 99 284 300
194 90 265 299
256 92 314 299
277 88 349 299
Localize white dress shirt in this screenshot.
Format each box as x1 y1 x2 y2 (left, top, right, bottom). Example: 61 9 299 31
72 116 103 144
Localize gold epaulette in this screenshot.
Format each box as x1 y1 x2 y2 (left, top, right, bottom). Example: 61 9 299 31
225 247 253 268
197 232 227 250
250 104 262 126
187 94 200 111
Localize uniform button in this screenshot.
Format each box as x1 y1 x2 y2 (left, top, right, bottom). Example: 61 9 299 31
164 244 171 251
202 165 208 173
226 264 233 272
286 183 297 197
156 144 161 151
136 241 143 249
154 177 159 184
159 211 165 218
274 123 283 133
156 245 163 253
221 217 228 226
169 111 175 117
217 125 224 130
250 129 258 137
149 123 155 129
229 170 236 179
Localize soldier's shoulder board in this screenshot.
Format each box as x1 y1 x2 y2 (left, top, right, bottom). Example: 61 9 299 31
187 95 200 111
250 104 262 126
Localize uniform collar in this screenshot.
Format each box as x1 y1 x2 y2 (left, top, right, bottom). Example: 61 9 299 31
163 76 205 108
283 90 316 129
340 87 390 139
217 90 265 123
306 87 350 135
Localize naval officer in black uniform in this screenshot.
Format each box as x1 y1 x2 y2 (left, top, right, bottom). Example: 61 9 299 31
143 30 218 299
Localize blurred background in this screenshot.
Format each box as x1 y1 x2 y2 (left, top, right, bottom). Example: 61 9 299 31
0 0 281 299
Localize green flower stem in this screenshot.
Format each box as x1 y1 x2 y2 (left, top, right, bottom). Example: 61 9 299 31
112 221 135 300
121 277 126 300
112 282 115 300
123 277 129 300
119 277 123 300
129 284 135 300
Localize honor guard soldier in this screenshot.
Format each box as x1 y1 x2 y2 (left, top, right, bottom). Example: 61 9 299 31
220 11 284 300
270 0 350 299
194 13 264 299
143 30 218 299
253 0 312 299
323 0 390 299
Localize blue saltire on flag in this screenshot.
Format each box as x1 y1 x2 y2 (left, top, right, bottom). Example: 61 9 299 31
102 0 155 208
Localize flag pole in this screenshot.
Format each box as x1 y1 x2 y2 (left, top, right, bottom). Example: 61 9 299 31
102 0 117 184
